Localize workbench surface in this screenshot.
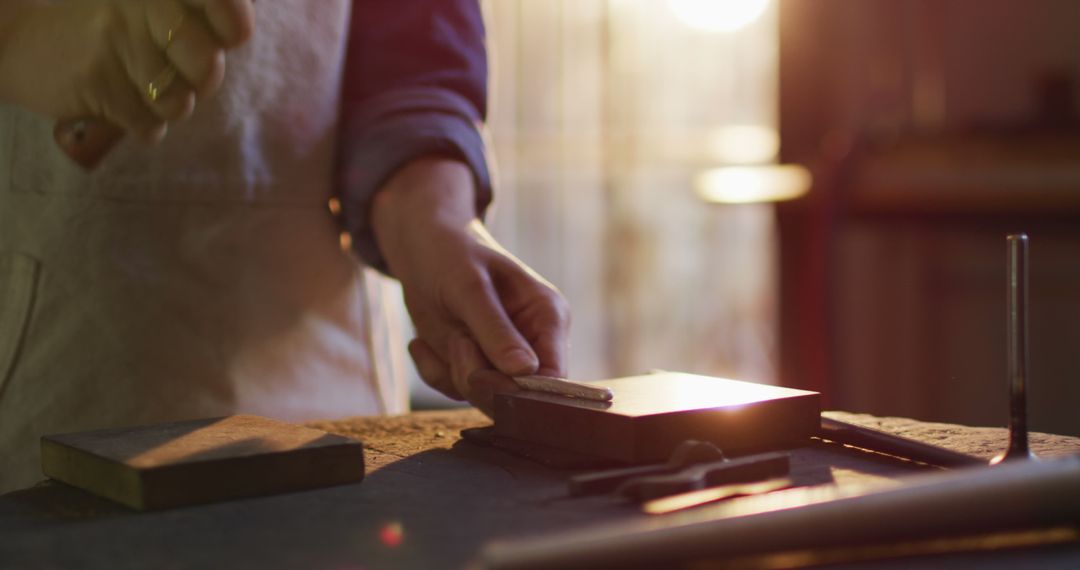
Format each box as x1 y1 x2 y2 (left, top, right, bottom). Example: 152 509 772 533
2 409 1079 569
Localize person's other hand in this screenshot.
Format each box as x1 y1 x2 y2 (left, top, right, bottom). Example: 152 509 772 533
0 0 254 143
371 158 570 416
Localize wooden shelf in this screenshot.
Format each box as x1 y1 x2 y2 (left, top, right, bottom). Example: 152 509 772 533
850 132 1080 215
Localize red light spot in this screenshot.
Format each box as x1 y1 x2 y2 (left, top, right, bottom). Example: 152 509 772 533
379 522 404 548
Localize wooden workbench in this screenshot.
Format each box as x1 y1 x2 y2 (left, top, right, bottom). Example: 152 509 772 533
1 410 1079 569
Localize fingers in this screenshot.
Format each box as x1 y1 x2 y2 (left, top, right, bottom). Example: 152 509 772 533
445 273 539 376
532 331 569 379
488 254 571 378
154 80 197 122
467 370 521 420
182 0 255 47
410 335 518 417
517 280 571 378
169 24 226 98
94 0 222 145
408 338 462 401
448 335 488 401
97 56 168 141
146 0 255 102
449 335 520 418
147 2 226 97
130 42 198 122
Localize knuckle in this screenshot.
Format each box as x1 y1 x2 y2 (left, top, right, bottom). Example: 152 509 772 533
228 3 256 45
550 295 572 327
161 90 195 121
208 48 226 73
177 91 197 120
444 267 493 302
456 266 492 290
88 3 124 37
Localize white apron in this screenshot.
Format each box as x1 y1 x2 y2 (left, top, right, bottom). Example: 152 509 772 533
0 1 409 492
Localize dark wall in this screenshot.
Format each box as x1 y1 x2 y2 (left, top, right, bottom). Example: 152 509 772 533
778 0 1080 434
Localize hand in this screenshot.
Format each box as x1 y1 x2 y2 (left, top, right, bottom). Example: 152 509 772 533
371 158 571 416
0 0 254 142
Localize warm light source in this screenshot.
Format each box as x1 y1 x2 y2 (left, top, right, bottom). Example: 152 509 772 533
668 0 771 33
696 164 811 204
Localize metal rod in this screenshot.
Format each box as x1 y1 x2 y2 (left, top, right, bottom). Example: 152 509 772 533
993 233 1033 464
819 418 983 469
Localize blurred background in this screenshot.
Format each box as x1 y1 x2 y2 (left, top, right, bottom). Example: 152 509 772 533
409 0 1080 437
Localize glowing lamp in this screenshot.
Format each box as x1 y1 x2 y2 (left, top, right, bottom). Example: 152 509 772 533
695 164 812 204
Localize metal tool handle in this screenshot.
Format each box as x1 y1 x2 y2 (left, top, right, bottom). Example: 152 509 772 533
995 233 1033 463
617 452 790 502
568 440 724 496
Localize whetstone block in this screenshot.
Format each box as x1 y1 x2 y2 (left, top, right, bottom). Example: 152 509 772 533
41 415 365 510
494 372 820 463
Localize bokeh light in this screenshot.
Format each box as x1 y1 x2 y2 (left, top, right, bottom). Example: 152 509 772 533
696 164 812 204
668 0 770 33
378 521 404 548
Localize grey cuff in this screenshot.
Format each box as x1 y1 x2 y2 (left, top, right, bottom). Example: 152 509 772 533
338 87 493 274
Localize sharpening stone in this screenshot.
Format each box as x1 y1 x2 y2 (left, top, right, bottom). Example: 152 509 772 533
40 415 364 510
493 372 820 463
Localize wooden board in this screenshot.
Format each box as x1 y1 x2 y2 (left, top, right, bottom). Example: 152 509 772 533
493 372 820 463
41 415 364 510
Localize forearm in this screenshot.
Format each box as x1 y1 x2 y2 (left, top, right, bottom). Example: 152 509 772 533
370 158 479 277
336 0 490 273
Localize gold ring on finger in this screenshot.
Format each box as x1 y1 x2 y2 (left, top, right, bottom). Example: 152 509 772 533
165 13 186 50
147 65 177 102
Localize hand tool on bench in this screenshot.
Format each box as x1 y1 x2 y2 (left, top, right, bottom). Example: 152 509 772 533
641 477 794 515
567 440 725 496
617 451 790 502
817 418 983 469
483 456 1080 570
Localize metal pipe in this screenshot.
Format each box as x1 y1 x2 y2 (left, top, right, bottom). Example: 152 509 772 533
993 233 1033 464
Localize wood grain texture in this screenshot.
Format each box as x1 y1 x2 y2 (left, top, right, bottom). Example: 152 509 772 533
493 372 820 463
40 415 364 510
